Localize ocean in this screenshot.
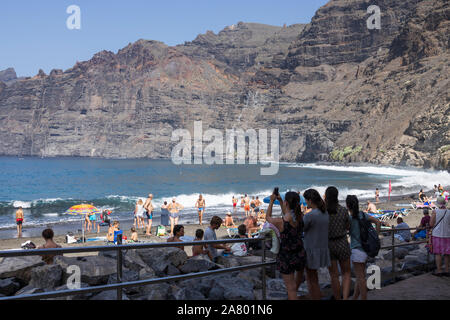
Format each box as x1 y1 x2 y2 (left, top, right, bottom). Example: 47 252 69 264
0 156 449 237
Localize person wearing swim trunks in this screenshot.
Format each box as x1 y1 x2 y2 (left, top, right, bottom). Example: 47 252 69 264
89 210 97 234
144 194 154 236
254 196 261 214
250 196 256 216
15 207 24 238
195 194 206 226
168 198 184 236
375 188 380 203
232 196 238 212
244 194 250 217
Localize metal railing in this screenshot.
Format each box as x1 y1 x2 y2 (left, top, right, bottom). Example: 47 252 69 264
379 226 432 283
0 237 275 301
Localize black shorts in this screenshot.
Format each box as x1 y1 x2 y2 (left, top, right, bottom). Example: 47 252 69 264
17 220 23 225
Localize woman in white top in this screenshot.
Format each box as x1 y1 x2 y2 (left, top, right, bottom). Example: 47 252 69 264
135 199 145 229
430 196 450 276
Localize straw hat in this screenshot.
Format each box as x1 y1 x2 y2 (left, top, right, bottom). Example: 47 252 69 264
226 211 232 216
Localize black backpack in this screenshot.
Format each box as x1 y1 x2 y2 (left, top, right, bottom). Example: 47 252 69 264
357 212 380 258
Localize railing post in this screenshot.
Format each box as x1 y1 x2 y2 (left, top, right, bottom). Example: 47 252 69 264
262 237 267 300
117 246 123 300
391 226 395 283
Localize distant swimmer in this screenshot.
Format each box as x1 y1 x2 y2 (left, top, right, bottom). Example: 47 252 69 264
375 188 380 203
168 198 184 236
15 206 24 238
195 194 206 226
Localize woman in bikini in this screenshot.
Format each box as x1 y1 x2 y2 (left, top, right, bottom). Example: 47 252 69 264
195 194 206 226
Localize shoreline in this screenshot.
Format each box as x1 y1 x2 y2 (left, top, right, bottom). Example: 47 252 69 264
4 155 449 172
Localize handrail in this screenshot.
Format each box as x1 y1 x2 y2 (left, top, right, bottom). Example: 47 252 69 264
0 236 275 301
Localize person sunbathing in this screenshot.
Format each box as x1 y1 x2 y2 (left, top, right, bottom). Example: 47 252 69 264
365 201 378 213
192 229 213 260
223 212 236 228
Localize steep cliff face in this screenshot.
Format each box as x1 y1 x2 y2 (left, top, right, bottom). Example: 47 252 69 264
0 0 448 170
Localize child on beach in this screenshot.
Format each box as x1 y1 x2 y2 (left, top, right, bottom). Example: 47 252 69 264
192 229 213 260
37 228 61 265
130 227 138 243
223 212 236 228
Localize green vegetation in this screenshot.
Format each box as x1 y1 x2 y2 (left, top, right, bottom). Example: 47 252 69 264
330 145 363 161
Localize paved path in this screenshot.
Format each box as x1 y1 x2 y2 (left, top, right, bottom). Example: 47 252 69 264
368 273 450 300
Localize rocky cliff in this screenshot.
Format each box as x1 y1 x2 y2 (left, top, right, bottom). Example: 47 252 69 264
0 0 448 170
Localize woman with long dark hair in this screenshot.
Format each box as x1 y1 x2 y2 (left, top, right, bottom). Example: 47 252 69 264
325 186 351 300
266 190 306 300
302 189 330 300
346 195 381 300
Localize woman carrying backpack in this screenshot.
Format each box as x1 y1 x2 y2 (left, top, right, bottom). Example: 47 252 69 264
346 195 381 300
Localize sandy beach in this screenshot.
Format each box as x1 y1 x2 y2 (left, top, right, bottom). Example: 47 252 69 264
0 188 440 254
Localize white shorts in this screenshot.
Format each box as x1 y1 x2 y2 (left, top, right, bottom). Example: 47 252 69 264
351 248 368 263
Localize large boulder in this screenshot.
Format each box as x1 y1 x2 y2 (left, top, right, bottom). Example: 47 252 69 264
213 275 254 300
179 256 218 274
14 285 45 296
236 269 262 290
173 286 206 300
55 255 117 286
0 278 22 296
90 289 129 300
178 277 215 297
29 264 63 290
0 256 45 282
137 247 188 276
48 282 92 300
107 269 139 295
139 283 171 299
382 247 409 260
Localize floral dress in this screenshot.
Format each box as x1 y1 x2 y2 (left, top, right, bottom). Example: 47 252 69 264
276 218 306 274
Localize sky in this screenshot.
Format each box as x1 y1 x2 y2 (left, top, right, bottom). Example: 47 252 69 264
0 0 329 77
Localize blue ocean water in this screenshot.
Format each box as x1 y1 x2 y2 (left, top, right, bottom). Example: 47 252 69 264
0 156 448 230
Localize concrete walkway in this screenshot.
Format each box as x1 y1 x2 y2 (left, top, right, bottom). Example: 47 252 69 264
368 273 450 300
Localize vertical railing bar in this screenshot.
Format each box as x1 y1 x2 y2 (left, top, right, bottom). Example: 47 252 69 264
262 237 267 300
391 226 395 283
117 246 123 300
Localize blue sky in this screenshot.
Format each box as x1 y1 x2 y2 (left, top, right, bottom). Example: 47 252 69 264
0 0 328 77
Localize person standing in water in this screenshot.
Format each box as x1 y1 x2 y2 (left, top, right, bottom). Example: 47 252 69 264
232 196 238 212
168 198 184 236
195 194 206 226
375 188 380 203
244 194 251 217
15 207 24 238
144 194 154 236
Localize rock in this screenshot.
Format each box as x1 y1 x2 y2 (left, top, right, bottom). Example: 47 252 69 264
138 267 156 280
179 256 218 274
0 278 22 296
0 256 45 283
166 264 181 276
14 285 45 296
173 287 206 300
178 277 214 297
140 283 171 300
137 247 187 275
90 290 129 300
29 264 63 290
382 248 409 260
215 256 240 268
107 269 139 295
208 286 225 300
237 269 262 290
215 277 254 300
100 249 150 272
55 256 117 286
49 282 92 300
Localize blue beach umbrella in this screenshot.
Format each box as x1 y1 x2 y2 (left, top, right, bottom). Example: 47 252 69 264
263 192 307 206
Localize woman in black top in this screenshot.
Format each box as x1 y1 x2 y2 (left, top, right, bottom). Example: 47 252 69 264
266 190 306 300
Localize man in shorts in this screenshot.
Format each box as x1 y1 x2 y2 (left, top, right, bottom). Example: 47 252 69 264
144 194 154 235
15 207 24 238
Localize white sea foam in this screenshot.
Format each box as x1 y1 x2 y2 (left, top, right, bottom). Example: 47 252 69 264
287 164 450 194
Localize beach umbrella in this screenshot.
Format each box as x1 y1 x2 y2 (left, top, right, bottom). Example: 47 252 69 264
65 204 100 240
263 193 307 206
